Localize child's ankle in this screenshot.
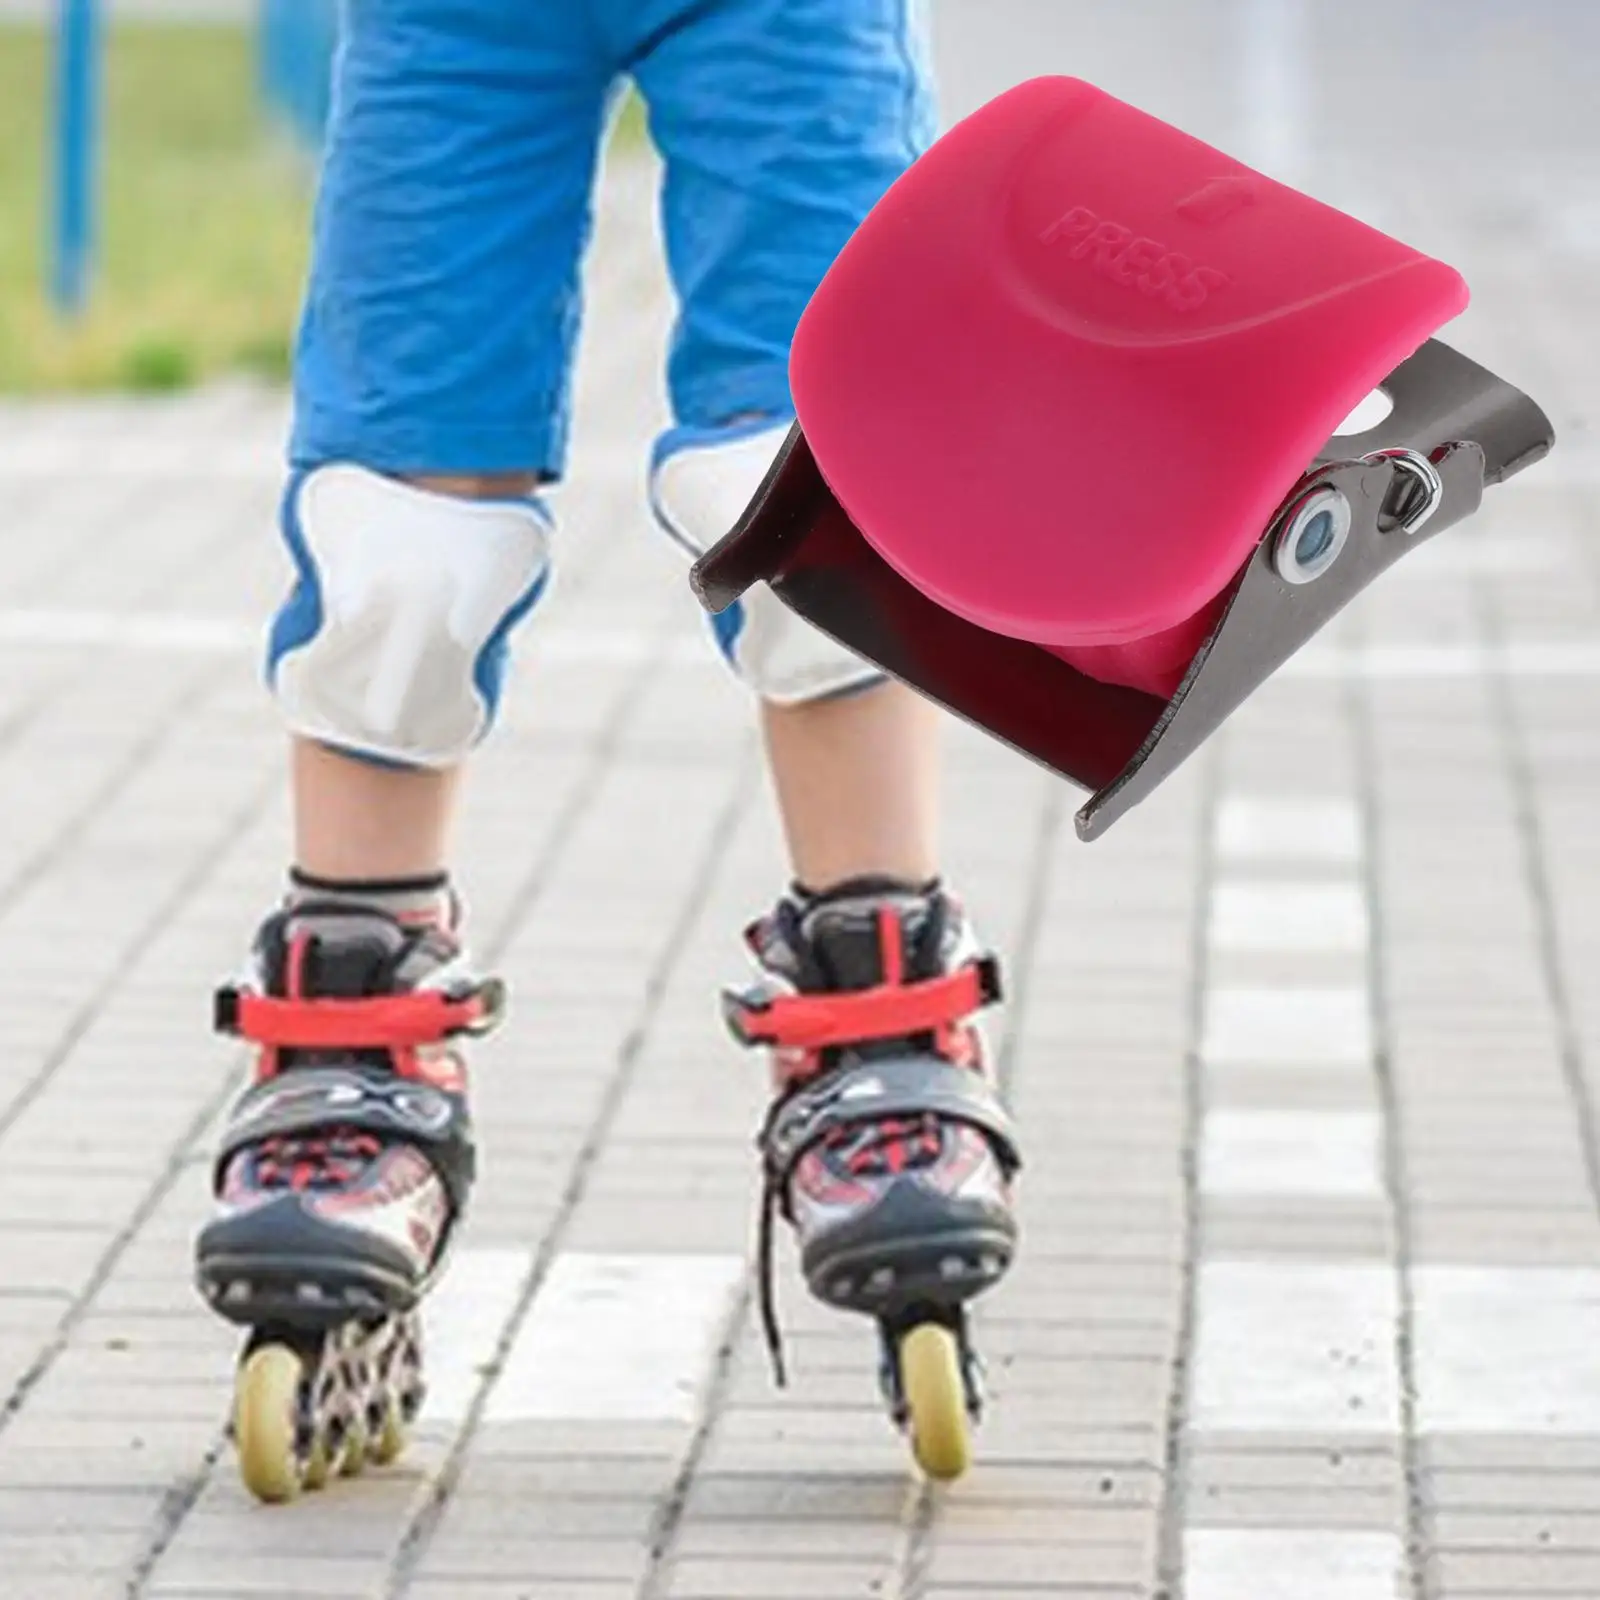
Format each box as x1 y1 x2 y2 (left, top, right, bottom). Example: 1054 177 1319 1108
287 866 455 929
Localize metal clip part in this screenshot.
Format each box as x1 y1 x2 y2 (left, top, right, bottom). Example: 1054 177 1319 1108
1364 446 1444 535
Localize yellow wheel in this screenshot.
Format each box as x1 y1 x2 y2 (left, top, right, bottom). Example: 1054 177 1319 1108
234 1344 308 1504
900 1323 971 1482
336 1416 369 1478
369 1395 408 1467
302 1436 331 1493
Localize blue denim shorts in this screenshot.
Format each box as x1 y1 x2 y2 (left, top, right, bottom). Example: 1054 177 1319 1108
289 0 938 477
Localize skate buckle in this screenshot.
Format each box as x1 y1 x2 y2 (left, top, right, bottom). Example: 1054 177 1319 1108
215 979 506 1047
688 76 1554 840
723 957 1000 1052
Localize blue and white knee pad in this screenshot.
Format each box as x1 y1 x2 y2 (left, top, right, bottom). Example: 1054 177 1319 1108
649 420 884 704
268 465 552 767
267 430 878 765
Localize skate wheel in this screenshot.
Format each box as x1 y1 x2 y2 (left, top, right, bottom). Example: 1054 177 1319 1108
302 1436 331 1493
234 1344 307 1504
370 1395 408 1467
899 1323 971 1482
337 1417 369 1478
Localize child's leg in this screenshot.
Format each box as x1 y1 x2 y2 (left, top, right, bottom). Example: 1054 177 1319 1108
199 1 616 1503
629 0 1020 1476
762 684 941 891
630 0 947 887
292 740 457 879
290 469 541 882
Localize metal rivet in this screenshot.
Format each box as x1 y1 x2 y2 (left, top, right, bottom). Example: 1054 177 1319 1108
1274 485 1352 585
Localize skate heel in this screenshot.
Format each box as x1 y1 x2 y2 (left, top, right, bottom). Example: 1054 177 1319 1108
800 1177 1017 1318
197 1195 421 1329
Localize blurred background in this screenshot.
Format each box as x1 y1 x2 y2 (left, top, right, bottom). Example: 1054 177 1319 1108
0 0 323 390
0 0 639 393
0 0 1593 459
0 1 1593 410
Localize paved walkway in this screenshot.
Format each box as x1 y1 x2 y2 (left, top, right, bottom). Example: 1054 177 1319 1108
0 4 1595 1596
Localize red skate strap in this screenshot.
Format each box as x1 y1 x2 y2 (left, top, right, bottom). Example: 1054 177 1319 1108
215 987 494 1048
790 77 1469 690
727 960 999 1051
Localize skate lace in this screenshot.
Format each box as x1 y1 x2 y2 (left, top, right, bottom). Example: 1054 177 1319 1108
828 1115 944 1177
757 1174 787 1385
255 1130 382 1193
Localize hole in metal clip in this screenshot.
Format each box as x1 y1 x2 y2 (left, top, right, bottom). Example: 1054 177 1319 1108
1333 388 1394 435
1295 509 1336 568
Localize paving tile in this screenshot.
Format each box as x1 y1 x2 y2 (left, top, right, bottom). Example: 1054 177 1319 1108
0 16 1592 1600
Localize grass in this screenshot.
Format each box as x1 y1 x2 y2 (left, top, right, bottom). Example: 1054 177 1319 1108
0 24 649 395
0 24 313 392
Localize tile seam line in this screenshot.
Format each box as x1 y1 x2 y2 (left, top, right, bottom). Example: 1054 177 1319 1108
1348 632 1430 1600
1469 579 1600 1227
1156 743 1221 1600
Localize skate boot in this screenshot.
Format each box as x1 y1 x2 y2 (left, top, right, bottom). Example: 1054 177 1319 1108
725 878 1021 1480
195 894 502 1502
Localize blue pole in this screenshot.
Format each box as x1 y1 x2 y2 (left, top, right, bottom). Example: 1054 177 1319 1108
51 0 101 317
258 0 336 149
259 0 335 148
258 0 289 128
301 2 337 144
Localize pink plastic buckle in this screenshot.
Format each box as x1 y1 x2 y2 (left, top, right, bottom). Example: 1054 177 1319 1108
691 78 1553 838
796 77 1470 688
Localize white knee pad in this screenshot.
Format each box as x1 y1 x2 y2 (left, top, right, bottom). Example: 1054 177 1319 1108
269 465 552 767
650 423 884 704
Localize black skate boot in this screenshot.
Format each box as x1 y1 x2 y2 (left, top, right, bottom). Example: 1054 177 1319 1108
725 877 1021 1480
195 895 502 1502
